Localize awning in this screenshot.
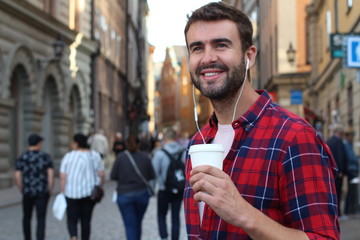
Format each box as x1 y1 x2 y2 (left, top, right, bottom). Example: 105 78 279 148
304 106 322 121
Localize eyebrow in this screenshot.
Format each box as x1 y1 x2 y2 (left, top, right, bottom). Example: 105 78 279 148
189 38 233 50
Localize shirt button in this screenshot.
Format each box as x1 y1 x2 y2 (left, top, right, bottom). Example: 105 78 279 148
246 124 250 129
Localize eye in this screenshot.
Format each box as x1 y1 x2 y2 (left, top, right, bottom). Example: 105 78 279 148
217 43 227 48
191 46 203 53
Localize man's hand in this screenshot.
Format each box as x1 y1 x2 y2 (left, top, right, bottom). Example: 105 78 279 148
190 165 248 227
189 165 309 240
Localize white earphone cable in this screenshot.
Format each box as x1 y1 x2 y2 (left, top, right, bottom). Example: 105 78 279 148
231 59 249 122
192 84 206 144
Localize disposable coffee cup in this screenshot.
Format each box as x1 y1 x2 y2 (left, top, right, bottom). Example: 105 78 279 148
189 144 224 170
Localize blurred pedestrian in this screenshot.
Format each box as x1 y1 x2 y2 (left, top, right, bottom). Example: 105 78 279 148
88 129 109 159
327 124 348 216
14 133 54 240
152 128 185 240
110 135 155 240
151 138 162 158
60 133 105 240
139 132 153 155
177 131 190 149
112 132 126 157
343 128 359 215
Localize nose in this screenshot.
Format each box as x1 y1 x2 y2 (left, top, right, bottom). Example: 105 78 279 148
201 48 218 65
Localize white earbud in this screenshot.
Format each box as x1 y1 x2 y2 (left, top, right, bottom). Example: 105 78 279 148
246 58 250 70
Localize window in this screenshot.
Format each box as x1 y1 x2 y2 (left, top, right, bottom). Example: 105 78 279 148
69 0 80 31
318 27 323 62
116 35 122 65
305 23 310 64
326 11 332 47
44 0 55 16
347 0 353 13
347 84 353 126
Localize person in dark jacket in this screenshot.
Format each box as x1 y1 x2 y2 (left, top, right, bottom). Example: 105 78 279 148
343 128 359 215
15 133 54 240
111 135 155 240
327 124 348 216
152 128 185 240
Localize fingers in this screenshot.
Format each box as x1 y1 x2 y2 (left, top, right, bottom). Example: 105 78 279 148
191 172 217 193
189 165 223 189
190 166 231 202
190 165 223 176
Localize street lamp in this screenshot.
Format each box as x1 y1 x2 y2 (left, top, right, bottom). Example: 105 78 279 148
286 42 296 64
38 34 65 69
52 34 65 60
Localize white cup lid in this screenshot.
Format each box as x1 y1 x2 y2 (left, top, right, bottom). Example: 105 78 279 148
189 144 224 154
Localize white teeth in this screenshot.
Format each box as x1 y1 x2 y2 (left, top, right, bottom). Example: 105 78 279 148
204 72 219 76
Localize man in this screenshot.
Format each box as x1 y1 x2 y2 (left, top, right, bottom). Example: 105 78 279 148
89 129 109 159
112 131 126 157
342 128 358 215
15 133 54 240
152 128 185 240
184 2 339 239
327 124 348 217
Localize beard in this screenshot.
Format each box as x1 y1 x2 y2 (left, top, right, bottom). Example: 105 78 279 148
190 58 246 101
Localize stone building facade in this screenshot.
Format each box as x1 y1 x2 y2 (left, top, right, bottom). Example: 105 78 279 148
306 0 360 144
228 0 360 152
92 0 127 150
0 0 96 188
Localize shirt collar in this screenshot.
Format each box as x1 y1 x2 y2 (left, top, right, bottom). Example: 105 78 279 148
209 90 272 132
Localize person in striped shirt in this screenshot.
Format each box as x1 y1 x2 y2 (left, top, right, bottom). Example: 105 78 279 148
183 2 339 239
60 133 105 240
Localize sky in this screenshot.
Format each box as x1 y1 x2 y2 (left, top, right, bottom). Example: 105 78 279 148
147 0 214 62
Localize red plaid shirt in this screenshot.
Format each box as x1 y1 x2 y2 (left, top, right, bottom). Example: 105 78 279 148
184 90 340 239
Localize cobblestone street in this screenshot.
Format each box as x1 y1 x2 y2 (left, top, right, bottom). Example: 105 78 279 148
1 180 360 240
0 181 186 240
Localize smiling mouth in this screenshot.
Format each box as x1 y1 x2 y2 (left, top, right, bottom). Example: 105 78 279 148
203 72 222 77
197 63 228 77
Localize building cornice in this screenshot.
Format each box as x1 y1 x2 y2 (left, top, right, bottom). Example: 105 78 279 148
265 72 310 90
0 0 97 54
313 59 341 91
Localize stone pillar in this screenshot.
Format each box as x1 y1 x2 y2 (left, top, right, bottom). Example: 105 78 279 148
52 112 72 174
79 114 93 135
0 100 15 189
306 4 319 109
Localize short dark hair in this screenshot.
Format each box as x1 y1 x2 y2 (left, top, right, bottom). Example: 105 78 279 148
28 133 43 146
73 133 89 149
126 135 140 153
164 127 177 141
184 2 253 53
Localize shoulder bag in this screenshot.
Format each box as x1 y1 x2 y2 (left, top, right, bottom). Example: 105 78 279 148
124 150 154 196
90 152 104 203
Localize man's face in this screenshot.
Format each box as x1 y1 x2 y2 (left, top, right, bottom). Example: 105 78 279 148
186 20 246 100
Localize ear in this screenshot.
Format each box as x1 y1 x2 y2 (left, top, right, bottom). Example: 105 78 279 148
245 46 257 69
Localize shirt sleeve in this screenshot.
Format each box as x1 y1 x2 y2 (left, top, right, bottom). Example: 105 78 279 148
151 150 162 178
15 157 23 171
45 153 54 169
279 126 339 239
110 157 120 180
60 153 69 174
96 155 105 171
